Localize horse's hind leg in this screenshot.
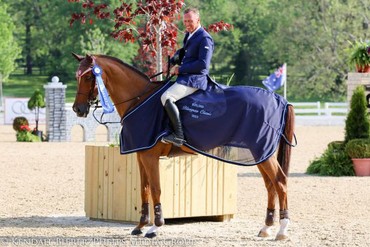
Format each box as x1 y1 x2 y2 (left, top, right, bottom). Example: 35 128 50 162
131 158 151 235
257 165 277 238
258 157 289 240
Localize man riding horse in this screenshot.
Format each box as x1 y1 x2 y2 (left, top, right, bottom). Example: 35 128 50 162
161 7 214 147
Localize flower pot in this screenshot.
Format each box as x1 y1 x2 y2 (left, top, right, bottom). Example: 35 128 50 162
351 158 370 176
355 64 370 73
32 130 44 141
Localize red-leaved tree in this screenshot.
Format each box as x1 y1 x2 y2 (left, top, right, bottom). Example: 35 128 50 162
68 0 233 78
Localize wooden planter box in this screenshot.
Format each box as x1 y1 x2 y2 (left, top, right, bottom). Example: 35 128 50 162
85 145 237 223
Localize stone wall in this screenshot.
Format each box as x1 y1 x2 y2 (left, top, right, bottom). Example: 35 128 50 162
65 107 121 142
44 77 67 142
347 73 370 103
44 76 121 142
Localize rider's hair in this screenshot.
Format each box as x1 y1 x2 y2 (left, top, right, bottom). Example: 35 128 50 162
184 7 200 17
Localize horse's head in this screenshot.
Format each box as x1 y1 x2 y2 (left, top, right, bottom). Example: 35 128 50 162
72 53 99 117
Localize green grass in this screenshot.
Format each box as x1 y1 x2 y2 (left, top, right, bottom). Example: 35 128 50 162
3 74 78 102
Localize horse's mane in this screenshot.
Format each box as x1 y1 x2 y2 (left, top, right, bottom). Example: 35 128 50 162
97 54 150 82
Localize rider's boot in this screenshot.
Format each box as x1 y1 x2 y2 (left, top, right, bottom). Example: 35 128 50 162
162 99 185 147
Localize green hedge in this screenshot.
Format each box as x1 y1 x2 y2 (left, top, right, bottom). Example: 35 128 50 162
307 141 354 176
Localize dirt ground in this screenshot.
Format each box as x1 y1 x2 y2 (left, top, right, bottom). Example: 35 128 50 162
0 124 369 247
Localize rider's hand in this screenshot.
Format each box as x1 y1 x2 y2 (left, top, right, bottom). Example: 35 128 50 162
170 65 179 75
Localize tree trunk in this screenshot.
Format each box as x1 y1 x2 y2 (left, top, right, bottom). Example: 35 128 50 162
156 26 163 81
25 23 33 75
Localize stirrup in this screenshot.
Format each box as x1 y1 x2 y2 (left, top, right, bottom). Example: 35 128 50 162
161 134 185 147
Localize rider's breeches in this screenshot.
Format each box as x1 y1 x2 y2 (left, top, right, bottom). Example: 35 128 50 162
161 83 198 105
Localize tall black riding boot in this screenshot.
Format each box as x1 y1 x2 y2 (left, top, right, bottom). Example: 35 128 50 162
162 99 185 147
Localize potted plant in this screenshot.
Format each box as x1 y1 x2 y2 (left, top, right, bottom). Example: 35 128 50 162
345 138 370 176
12 116 41 142
27 89 45 140
349 40 370 73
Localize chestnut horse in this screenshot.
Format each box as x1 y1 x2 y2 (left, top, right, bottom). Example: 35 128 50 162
72 54 295 240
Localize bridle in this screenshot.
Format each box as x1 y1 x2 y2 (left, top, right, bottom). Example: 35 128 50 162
75 66 98 106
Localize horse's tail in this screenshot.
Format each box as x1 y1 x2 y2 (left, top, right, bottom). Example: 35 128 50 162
277 105 295 176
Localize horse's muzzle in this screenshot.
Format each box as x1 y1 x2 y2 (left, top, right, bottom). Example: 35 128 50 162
72 103 90 117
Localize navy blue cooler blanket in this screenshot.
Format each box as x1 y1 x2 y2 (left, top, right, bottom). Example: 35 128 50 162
120 81 289 166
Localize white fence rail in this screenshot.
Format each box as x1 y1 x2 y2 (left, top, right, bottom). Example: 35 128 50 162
292 102 348 116
0 102 349 126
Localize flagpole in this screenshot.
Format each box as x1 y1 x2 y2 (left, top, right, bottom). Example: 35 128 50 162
284 63 287 99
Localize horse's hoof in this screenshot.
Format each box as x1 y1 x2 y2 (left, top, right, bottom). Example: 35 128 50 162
258 230 270 238
131 228 143 235
275 234 288 241
258 225 272 238
144 232 157 238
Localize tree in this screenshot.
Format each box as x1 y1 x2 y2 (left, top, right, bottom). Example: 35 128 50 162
69 0 232 77
5 0 45 75
0 0 21 80
262 0 370 100
28 89 46 133
344 85 370 142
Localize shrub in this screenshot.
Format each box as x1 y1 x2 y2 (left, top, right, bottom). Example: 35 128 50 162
12 117 29 132
306 141 354 176
344 85 370 142
16 126 41 142
345 138 370 158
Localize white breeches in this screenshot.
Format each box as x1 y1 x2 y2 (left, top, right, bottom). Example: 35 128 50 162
160 83 198 106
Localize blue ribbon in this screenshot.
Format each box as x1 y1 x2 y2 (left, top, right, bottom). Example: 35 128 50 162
92 65 114 114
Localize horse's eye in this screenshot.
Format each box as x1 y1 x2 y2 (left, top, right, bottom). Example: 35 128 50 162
85 76 94 81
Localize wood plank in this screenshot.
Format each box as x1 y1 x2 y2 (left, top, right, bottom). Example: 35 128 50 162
162 158 174 218
211 157 218 215
125 153 133 221
97 146 105 219
173 159 181 218
206 155 212 215
223 164 237 214
107 147 114 220
112 146 126 220
90 146 99 218
185 155 191 217
131 154 140 222
102 146 109 219
84 146 92 217
217 162 224 215
191 155 206 216
179 157 186 217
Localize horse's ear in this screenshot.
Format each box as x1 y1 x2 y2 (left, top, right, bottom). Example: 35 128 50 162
85 54 94 63
72 52 84 62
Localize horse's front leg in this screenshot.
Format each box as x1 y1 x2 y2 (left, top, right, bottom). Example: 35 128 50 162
131 157 151 235
138 152 164 238
257 164 277 238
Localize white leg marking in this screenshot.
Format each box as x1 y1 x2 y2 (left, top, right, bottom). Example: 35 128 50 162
275 218 290 240
147 225 159 235
258 225 273 238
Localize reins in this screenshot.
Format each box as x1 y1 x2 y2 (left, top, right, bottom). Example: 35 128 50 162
282 133 297 147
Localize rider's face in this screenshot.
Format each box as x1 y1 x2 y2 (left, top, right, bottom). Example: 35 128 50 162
183 11 200 33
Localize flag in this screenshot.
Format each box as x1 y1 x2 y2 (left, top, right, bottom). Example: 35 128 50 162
262 63 286 91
